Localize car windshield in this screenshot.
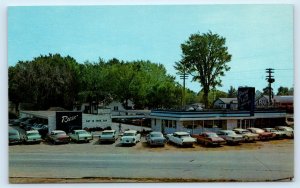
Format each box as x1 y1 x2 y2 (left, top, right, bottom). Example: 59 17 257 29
124 133 135 136
9 131 18 136
226 131 236 136
206 133 218 138
179 134 190 138
241 130 251 134
102 132 113 135
151 133 163 137
77 130 88 134
255 129 264 133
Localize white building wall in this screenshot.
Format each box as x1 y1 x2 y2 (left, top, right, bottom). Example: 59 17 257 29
151 118 162 132
48 116 56 133
82 113 112 129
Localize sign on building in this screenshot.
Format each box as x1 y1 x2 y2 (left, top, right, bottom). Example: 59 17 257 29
238 87 255 116
56 112 82 133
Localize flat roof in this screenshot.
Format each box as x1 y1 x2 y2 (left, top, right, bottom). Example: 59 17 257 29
150 110 286 120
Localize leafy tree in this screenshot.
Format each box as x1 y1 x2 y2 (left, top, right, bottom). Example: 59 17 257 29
288 87 294 95
227 86 237 98
9 54 80 110
176 31 232 108
276 86 289 96
263 86 274 97
197 89 227 108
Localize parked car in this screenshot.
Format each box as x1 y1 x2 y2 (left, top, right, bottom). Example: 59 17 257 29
120 130 141 145
232 128 259 142
263 128 285 139
275 126 294 138
192 132 226 146
166 132 196 147
99 130 118 143
69 130 93 143
24 130 42 144
216 130 244 144
247 128 273 141
145 131 166 146
9 128 22 145
47 130 70 144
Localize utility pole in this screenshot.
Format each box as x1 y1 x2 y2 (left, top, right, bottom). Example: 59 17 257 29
180 68 188 109
265 68 275 106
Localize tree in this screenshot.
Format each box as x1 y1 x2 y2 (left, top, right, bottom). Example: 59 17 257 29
9 54 80 110
227 86 237 98
277 86 289 96
263 86 274 97
176 31 232 108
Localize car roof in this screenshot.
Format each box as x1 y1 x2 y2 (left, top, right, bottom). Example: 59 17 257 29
233 128 246 131
51 130 66 133
102 130 116 133
26 130 39 133
124 130 137 133
9 128 19 133
203 132 217 134
219 130 234 133
174 132 190 135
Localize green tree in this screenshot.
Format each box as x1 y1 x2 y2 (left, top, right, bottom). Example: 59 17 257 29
9 54 80 110
176 31 232 108
276 86 289 96
227 86 237 98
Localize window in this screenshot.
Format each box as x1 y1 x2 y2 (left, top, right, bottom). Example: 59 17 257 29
113 106 118 111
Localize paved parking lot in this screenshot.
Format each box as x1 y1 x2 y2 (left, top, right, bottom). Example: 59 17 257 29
9 131 294 182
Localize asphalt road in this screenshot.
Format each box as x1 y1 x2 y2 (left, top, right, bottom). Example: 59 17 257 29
9 140 294 182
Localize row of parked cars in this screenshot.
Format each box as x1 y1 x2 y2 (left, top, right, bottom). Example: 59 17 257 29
9 125 293 147
166 126 294 147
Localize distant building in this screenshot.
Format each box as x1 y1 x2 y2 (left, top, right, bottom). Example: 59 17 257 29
273 96 293 112
255 95 270 108
150 110 287 135
213 98 238 110
184 103 204 111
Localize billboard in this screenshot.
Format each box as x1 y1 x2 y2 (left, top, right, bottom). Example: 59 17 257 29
56 112 82 133
238 87 255 116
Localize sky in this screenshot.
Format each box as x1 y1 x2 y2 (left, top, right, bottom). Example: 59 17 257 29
8 4 294 93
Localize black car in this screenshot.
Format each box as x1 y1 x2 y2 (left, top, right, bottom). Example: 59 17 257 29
20 118 37 129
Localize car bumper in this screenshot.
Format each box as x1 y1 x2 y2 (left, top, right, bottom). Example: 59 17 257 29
99 138 116 142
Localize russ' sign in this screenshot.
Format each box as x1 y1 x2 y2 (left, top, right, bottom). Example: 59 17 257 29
56 112 82 133
238 87 255 116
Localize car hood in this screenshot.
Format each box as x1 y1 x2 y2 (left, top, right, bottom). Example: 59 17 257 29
150 137 165 141
211 137 225 141
243 133 258 137
182 137 196 142
27 135 41 139
78 133 92 137
228 135 243 139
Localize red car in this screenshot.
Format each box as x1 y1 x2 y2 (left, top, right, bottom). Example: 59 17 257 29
192 132 226 146
247 128 274 141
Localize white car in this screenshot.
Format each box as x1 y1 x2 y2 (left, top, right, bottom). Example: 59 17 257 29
99 130 118 143
69 130 93 143
275 126 294 138
166 132 196 147
24 130 42 144
233 128 259 142
120 130 141 145
217 130 244 144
